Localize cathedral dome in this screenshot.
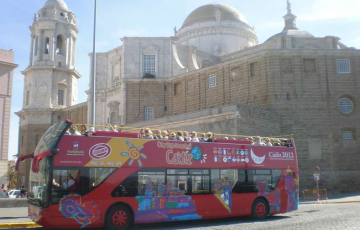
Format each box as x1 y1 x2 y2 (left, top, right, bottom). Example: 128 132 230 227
175 3 258 56
44 0 69 11
182 3 249 28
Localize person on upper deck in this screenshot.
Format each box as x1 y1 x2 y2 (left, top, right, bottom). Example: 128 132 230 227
177 131 184 141
144 128 153 139
206 132 214 142
170 132 177 141
139 128 145 138
183 131 191 141
190 131 199 142
253 136 265 146
70 126 81 136
264 138 273 146
200 133 207 142
162 131 169 140
154 130 162 139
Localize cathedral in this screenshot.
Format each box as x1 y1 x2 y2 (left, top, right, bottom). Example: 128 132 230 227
17 0 360 193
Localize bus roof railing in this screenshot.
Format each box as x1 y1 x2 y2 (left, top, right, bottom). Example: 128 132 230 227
72 123 293 140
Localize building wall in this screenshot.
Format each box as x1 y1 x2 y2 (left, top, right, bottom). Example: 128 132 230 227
125 47 360 193
266 50 360 192
61 102 88 124
0 49 17 187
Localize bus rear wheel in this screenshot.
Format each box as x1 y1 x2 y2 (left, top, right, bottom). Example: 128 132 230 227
251 198 269 220
106 205 132 230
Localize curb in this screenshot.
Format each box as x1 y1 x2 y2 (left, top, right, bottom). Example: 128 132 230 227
0 222 41 229
300 200 360 205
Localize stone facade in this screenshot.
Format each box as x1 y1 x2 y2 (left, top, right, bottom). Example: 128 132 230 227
0 49 17 187
125 46 360 192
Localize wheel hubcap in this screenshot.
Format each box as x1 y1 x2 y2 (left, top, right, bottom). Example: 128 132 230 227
112 210 127 227
256 203 266 217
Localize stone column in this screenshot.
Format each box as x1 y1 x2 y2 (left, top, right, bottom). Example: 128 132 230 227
29 34 34 66
36 29 43 62
68 34 73 68
50 30 56 61
72 37 77 67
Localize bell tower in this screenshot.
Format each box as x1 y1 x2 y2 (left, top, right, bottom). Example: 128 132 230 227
16 0 81 188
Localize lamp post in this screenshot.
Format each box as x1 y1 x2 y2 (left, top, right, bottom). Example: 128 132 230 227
90 0 97 128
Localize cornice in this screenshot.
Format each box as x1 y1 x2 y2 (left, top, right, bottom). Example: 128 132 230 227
175 26 258 44
16 108 55 117
21 66 82 79
0 61 18 69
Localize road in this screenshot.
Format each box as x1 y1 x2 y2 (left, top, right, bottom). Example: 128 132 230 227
2 203 360 230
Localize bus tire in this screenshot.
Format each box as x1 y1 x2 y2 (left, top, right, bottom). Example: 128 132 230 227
106 204 133 230
251 198 269 220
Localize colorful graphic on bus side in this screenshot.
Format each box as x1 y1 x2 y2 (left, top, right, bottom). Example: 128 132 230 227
213 178 233 213
285 168 299 212
59 194 100 228
135 178 202 223
256 181 281 214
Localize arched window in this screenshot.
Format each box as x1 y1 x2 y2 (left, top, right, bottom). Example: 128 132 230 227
58 90 64 105
44 37 50 54
110 112 117 125
56 35 63 55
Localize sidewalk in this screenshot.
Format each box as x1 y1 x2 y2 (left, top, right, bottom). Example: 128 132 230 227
300 192 360 204
0 207 40 229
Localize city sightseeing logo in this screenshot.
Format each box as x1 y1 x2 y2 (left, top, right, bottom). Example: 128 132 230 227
89 143 112 160
250 149 265 164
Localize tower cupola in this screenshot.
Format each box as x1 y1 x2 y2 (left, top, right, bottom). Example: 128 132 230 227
29 0 78 68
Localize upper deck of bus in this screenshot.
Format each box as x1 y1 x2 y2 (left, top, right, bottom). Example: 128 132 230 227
52 123 298 172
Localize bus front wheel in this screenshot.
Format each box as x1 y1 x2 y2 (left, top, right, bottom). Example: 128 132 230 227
106 205 133 230
251 198 269 220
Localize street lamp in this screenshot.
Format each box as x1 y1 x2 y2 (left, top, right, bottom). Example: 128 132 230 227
90 0 97 128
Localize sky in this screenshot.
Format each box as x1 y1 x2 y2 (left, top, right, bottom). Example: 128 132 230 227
1 0 360 160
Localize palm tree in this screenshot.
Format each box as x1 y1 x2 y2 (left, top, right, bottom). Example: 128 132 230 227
7 168 17 189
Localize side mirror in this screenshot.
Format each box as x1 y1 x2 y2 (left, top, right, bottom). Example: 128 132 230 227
51 149 59 155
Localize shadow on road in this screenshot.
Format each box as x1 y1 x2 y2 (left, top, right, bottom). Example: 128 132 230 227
0 217 28 220
132 215 291 230
1 215 292 230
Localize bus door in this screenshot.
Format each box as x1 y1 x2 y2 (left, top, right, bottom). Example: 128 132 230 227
211 169 251 217
50 168 112 228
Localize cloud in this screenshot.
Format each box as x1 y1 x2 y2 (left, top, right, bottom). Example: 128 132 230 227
299 0 360 21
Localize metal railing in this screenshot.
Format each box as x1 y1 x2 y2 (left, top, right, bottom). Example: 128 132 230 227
72 123 293 140
302 189 329 200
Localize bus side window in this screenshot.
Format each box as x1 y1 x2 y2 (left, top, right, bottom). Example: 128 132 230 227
138 169 165 196
189 169 210 194
51 167 116 204
271 169 282 189
211 169 238 194
235 170 258 193
51 169 80 203
112 172 138 197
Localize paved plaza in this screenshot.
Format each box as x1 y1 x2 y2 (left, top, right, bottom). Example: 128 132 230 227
1 202 360 230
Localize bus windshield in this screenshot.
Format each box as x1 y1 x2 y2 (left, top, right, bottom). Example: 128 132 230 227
28 120 71 207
